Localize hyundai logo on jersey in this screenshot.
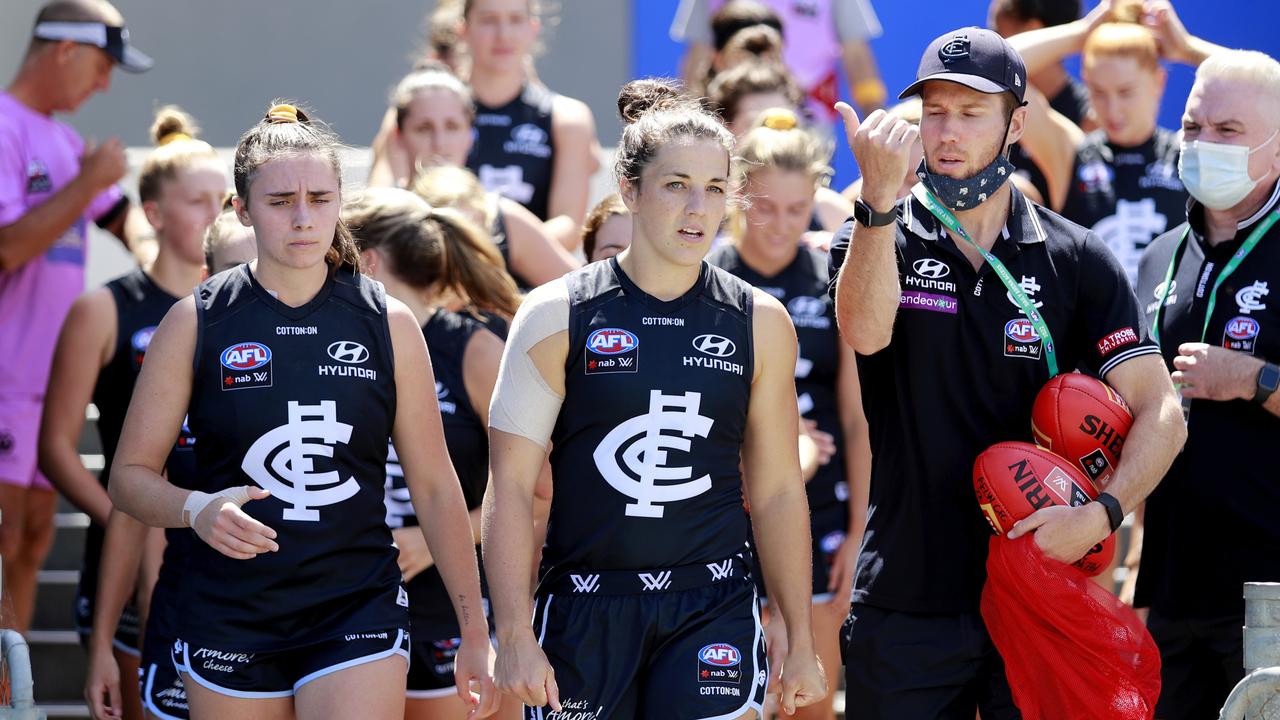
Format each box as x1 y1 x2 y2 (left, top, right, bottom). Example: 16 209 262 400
692 334 736 358
586 328 639 375
220 342 273 391
327 340 370 364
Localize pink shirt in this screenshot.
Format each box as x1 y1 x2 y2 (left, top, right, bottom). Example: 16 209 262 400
0 91 123 398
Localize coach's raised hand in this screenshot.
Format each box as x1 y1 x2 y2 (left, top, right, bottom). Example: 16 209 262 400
184 485 280 560
837 102 920 212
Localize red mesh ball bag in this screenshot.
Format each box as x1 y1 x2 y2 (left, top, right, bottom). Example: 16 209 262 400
982 534 1161 719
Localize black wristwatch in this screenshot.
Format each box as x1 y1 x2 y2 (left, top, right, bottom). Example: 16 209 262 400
1253 362 1280 405
1095 492 1124 534
854 197 896 228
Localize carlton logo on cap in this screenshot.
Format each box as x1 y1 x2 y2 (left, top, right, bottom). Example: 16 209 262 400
940 34 971 63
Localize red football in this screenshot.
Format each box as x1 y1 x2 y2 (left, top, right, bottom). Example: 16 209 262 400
1031 373 1133 489
973 441 1116 576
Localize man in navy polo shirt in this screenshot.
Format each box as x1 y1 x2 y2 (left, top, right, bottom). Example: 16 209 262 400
1135 49 1280 720
828 27 1187 718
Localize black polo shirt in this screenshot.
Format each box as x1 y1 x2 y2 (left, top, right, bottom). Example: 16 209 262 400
828 185 1159 613
1134 180 1280 620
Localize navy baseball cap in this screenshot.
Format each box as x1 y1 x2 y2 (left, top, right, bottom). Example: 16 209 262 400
899 27 1026 104
33 21 152 73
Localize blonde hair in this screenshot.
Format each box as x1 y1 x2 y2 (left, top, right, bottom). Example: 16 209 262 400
345 187 522 319
411 165 490 226
1196 50 1280 113
138 106 220 203
734 108 832 188
203 207 254 274
1083 23 1159 73
392 63 475 130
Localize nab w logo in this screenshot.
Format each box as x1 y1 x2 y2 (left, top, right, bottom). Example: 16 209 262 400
638 571 673 591
570 574 601 593
242 401 359 521
706 560 734 581
593 390 714 518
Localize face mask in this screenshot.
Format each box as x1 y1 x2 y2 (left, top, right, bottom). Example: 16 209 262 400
916 153 1015 211
1179 129 1278 210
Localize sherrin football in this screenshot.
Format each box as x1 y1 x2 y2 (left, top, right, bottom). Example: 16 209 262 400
1031 373 1133 488
973 441 1116 576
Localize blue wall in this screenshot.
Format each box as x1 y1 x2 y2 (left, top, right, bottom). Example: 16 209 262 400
633 0 1280 189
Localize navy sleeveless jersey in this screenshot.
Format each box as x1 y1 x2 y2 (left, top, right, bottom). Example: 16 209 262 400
180 266 405 650
1061 127 1186 283
82 269 194 605
707 245 845 516
545 258 754 573
384 309 490 621
467 83 556 221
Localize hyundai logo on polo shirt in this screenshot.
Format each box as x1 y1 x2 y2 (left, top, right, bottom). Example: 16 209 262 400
913 258 951 279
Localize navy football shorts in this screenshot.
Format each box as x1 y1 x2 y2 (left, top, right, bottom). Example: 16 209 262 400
527 555 768 720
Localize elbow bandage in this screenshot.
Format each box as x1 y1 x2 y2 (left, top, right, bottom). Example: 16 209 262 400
489 280 569 449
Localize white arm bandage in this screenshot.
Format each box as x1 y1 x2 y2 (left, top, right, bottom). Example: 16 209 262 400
181 486 253 527
489 280 570 449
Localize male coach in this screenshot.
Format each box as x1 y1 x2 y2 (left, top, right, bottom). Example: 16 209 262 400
1135 49 1280 719
829 28 1186 718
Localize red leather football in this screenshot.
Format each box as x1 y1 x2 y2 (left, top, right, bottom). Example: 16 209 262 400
1031 373 1133 489
973 441 1116 576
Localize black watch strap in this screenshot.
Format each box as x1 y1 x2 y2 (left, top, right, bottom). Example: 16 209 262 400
1095 492 1124 534
1253 362 1280 405
854 197 896 228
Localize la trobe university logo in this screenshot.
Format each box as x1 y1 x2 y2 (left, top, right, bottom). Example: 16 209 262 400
242 401 359 521
593 390 715 518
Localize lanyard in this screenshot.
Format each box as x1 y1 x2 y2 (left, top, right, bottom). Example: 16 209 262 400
1150 210 1280 346
912 184 1059 377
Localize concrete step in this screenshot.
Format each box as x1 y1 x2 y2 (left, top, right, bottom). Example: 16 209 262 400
38 704 91 719
26 630 88 705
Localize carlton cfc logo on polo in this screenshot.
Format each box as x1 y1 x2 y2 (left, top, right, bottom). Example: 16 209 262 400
912 258 950 279
1236 281 1268 314
241 401 359 521
593 390 714 518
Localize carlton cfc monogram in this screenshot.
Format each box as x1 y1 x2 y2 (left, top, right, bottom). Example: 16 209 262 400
592 390 715 518
241 400 360 521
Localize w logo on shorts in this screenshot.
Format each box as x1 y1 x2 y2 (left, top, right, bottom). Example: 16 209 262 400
638 571 673 591
706 560 734 581
570 574 601 593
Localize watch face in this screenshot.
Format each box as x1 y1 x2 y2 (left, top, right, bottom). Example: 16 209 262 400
1263 364 1280 391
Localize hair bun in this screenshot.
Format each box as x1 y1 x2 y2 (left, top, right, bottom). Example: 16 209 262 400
759 107 798 131
617 78 691 124
149 105 200 147
267 104 301 124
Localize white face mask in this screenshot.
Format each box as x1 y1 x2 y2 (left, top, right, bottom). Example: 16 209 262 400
1179 129 1279 210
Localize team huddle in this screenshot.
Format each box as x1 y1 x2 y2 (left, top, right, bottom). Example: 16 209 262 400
2 0 1279 719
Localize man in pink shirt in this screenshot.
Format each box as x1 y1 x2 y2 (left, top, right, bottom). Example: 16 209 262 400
0 0 150 633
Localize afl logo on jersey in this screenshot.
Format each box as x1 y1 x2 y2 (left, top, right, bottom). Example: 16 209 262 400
586 328 639 375
131 326 157 369
220 342 273 391
699 644 740 667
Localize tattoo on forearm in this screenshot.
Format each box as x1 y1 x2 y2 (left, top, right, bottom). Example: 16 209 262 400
458 594 472 626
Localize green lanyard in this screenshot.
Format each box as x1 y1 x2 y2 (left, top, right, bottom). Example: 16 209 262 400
913 184 1059 377
1150 210 1280 347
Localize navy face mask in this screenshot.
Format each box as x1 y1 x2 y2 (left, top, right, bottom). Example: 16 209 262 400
917 109 1017 211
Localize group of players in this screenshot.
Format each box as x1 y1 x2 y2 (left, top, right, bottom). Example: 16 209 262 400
1 0 1278 719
